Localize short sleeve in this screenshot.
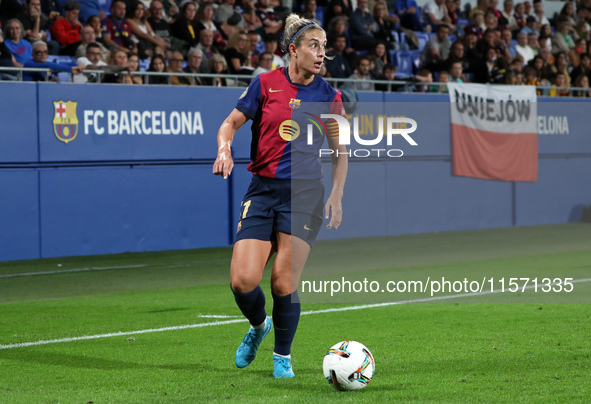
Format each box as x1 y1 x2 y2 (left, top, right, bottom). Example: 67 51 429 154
330 91 347 119
236 74 262 119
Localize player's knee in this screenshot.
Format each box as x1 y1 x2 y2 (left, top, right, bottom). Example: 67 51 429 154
231 273 260 293
271 277 293 296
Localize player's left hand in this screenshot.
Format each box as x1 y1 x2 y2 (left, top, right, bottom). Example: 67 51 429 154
325 193 342 229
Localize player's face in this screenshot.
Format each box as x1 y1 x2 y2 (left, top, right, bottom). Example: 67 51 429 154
294 29 326 75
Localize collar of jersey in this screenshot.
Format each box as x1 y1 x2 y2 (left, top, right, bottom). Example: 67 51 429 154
284 66 319 87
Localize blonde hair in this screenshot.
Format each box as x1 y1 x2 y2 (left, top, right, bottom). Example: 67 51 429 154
281 13 333 62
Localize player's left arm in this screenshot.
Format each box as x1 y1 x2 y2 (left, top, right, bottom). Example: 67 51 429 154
324 120 348 230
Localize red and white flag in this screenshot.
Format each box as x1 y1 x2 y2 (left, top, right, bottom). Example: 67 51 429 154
447 83 538 182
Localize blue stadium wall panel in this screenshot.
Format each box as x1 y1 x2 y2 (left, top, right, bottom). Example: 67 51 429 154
385 160 513 235
1 82 590 261
38 165 227 258
0 170 40 260
0 82 39 163
515 157 591 226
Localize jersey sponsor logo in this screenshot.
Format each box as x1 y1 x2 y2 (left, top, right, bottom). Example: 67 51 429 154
53 100 79 144
289 98 301 109
269 88 283 92
278 120 301 141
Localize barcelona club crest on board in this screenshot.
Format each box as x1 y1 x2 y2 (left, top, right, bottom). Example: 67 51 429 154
53 100 79 144
289 98 301 109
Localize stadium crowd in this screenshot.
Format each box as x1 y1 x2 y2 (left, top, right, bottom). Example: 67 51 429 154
1 0 591 95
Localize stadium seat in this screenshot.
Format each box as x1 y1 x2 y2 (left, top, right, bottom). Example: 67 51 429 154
47 55 76 65
448 34 456 43
139 59 150 72
390 50 414 78
414 32 430 51
391 30 399 45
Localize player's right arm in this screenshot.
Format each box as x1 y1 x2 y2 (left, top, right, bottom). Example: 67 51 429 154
213 108 249 179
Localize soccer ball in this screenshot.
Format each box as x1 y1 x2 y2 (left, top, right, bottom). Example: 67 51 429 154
322 341 375 391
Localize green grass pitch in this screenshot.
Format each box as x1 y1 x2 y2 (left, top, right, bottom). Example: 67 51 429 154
1 224 590 403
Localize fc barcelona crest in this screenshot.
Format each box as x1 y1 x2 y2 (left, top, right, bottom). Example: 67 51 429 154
289 98 301 109
53 100 79 144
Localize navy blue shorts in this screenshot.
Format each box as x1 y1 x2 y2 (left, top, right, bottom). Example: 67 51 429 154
235 176 325 247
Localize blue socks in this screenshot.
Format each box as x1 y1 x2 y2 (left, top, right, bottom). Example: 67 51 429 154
272 292 301 356
232 285 267 327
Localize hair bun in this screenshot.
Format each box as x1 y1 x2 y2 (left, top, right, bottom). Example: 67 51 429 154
285 13 301 29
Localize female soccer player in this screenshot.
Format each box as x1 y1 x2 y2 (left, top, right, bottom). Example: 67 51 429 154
212 14 348 378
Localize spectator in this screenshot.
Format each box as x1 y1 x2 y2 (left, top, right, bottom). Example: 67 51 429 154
558 2 576 27
347 55 374 91
523 1 532 18
436 69 449 92
449 60 463 82
575 21 590 44
302 0 321 26
166 50 190 85
252 50 272 75
573 74 591 97
527 32 539 56
483 46 499 82
396 0 422 32
126 51 142 84
424 0 455 33
531 0 549 26
126 1 168 59
215 0 248 30
50 0 82 55
419 24 451 71
74 41 108 82
551 51 571 87
254 0 283 34
147 0 184 53
570 52 591 83
574 5 589 25
147 53 168 84
160 0 179 22
196 28 221 73
15 0 57 54
102 0 136 53
513 69 523 84
552 21 576 58
370 41 388 78
75 25 108 60
240 0 263 30
375 63 401 91
469 0 489 19
247 30 260 64
446 0 459 27
23 40 84 80
372 0 401 50
514 31 534 65
87 15 104 44
4 19 33 66
209 53 236 86
520 15 539 37
327 16 353 52
326 33 354 78
528 54 552 82
103 48 139 83
500 0 517 31
262 33 284 69
224 30 254 75
549 71 569 97
414 68 435 92
513 2 526 31
0 29 19 80
170 1 200 48
468 10 485 39
349 0 379 51
183 47 205 84
522 65 541 93
197 2 228 51
484 9 499 31
325 0 353 29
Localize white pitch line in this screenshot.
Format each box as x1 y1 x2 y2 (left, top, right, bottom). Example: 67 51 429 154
0 265 147 278
198 314 243 318
1 277 590 350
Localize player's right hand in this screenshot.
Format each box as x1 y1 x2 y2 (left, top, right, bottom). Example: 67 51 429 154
213 151 234 179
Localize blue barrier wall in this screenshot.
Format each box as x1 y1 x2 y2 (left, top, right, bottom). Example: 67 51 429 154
1 82 590 261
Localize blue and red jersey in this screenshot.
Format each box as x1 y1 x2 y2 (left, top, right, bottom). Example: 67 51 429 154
236 67 345 180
